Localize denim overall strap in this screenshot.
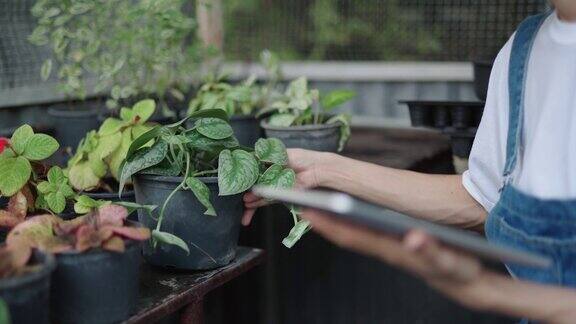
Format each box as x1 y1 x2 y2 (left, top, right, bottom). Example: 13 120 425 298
502 13 550 184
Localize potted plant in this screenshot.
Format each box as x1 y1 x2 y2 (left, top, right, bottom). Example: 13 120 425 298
0 125 62 240
0 246 56 324
5 204 150 324
187 50 283 147
28 0 205 156
66 99 157 204
119 109 301 269
259 77 355 152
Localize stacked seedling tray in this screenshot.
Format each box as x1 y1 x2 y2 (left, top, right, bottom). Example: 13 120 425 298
400 101 484 173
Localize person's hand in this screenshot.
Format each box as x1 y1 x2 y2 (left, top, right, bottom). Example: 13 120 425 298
300 209 495 309
242 149 335 225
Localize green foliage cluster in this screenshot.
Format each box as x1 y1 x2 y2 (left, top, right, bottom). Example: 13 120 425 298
259 77 355 152
29 0 205 111
224 0 441 61
119 110 297 252
67 100 157 191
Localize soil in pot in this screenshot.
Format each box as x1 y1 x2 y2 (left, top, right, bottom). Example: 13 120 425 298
134 175 243 270
261 120 341 153
48 98 104 165
0 251 56 324
51 239 142 324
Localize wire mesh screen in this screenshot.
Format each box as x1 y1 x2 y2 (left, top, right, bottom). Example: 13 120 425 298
0 0 53 90
224 0 548 61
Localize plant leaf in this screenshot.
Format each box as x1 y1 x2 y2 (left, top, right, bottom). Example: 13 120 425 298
74 195 109 214
268 114 296 127
98 118 124 136
326 114 351 152
68 161 100 191
41 59 52 81
22 134 59 161
255 138 288 165
321 90 356 111
119 140 168 195
195 118 234 140
218 149 259 196
282 219 311 248
152 230 189 253
174 109 230 128
107 129 132 181
125 126 160 159
0 157 32 196
94 132 122 159
185 177 216 216
132 99 156 123
46 191 66 214
186 130 239 153
257 164 296 189
10 125 34 155
47 166 65 183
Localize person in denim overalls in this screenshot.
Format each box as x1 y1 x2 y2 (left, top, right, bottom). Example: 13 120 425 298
244 4 576 323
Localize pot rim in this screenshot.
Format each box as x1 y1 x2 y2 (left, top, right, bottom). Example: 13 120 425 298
136 174 218 184
0 251 56 290
84 189 135 199
260 119 341 132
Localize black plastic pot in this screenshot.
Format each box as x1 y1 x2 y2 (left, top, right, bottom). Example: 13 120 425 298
133 175 243 270
473 61 493 102
51 238 142 324
48 99 103 165
0 198 7 243
0 251 56 324
260 120 341 152
229 114 262 148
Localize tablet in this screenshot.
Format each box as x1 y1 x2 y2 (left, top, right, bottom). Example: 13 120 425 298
252 186 552 269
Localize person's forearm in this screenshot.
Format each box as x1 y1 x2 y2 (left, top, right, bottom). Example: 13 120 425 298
437 272 576 323
317 154 486 229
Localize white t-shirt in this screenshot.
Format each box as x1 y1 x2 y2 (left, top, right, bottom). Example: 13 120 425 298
463 11 576 212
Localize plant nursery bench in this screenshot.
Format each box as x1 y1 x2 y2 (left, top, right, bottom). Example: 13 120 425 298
125 247 265 324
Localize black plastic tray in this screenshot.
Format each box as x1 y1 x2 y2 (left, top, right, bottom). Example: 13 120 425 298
400 101 484 130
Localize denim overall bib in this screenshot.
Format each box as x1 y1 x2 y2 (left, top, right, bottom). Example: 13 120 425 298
485 11 576 291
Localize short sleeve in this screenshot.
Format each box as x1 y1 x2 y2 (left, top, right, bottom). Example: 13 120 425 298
462 36 514 212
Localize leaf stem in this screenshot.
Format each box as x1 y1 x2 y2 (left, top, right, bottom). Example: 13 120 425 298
156 151 191 231
192 169 218 177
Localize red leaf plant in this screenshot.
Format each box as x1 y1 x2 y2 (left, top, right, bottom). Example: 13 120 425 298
0 137 9 154
0 205 150 279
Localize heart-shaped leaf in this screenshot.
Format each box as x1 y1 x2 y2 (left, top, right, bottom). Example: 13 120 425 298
0 157 32 196
68 161 100 191
125 126 161 159
152 230 189 253
255 138 288 165
119 140 168 195
218 149 259 196
257 164 296 189
195 118 234 140
98 118 124 136
132 99 156 123
186 177 216 216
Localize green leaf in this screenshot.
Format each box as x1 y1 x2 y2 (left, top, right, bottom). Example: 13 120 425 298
36 181 52 194
152 230 189 253
140 159 181 176
68 161 100 191
175 109 230 128
114 201 157 216
47 166 65 183
268 114 296 127
185 177 216 216
88 156 107 178
282 219 311 248
258 164 296 189
119 140 168 195
186 130 239 153
326 114 351 152
255 138 288 165
22 134 59 161
321 90 356 111
120 107 133 121
74 195 109 214
41 59 52 81
107 130 132 181
218 149 259 196
46 191 66 214
94 132 122 159
126 126 161 159
0 298 11 324
132 99 156 123
98 118 124 136
195 118 234 140
0 157 32 196
10 125 34 155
